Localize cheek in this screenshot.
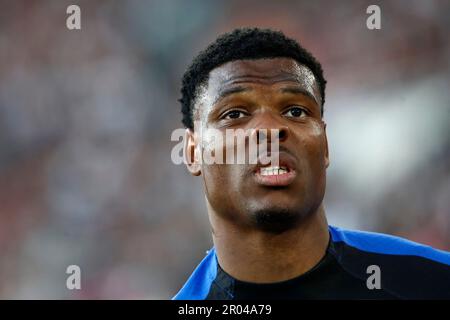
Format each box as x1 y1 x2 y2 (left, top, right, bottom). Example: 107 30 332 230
202 164 242 195
309 120 323 137
201 164 247 213
298 122 328 170
296 126 328 205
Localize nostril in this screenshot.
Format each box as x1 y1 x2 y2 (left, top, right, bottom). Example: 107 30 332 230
254 127 289 144
278 127 289 142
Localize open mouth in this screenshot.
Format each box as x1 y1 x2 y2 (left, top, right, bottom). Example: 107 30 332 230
259 166 290 176
254 153 297 187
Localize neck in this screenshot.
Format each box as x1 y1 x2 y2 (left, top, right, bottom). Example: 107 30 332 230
208 204 329 283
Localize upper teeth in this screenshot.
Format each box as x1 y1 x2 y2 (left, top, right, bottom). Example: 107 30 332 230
260 166 288 176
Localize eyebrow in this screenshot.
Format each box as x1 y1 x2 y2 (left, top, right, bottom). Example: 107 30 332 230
214 85 319 105
280 86 319 104
213 86 251 105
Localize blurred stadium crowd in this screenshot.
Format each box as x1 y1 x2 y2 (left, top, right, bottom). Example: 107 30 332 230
0 0 449 298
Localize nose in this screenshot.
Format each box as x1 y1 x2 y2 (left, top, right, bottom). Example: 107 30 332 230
249 110 291 146
253 126 289 144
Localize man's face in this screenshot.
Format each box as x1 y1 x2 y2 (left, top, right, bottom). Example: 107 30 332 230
186 58 329 232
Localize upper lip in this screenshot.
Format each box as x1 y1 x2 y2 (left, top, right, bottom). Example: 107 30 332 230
252 147 298 174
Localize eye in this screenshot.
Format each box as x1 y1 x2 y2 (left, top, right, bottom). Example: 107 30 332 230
222 110 248 120
283 106 307 118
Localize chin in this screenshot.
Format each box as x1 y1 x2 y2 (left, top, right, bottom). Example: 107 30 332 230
250 207 303 234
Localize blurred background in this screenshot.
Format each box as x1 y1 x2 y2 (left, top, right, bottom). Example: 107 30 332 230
0 0 449 299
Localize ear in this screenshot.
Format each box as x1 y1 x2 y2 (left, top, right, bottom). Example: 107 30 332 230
184 129 201 176
323 122 330 168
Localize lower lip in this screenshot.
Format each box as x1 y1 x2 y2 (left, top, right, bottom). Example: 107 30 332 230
254 170 297 187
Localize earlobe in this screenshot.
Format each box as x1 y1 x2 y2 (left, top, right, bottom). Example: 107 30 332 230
184 129 202 176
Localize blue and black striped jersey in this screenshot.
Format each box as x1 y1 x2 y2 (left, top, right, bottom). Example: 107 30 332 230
173 225 450 299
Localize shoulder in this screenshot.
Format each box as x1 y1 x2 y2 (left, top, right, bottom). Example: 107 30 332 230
329 225 450 266
328 225 450 298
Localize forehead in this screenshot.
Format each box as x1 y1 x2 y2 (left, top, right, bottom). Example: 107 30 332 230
204 57 320 102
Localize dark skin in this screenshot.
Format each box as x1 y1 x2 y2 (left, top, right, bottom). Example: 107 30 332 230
184 58 330 283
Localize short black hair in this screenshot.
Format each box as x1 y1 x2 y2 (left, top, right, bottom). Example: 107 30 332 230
179 27 327 129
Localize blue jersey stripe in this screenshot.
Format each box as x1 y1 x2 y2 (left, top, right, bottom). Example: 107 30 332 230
329 225 450 266
172 248 217 300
